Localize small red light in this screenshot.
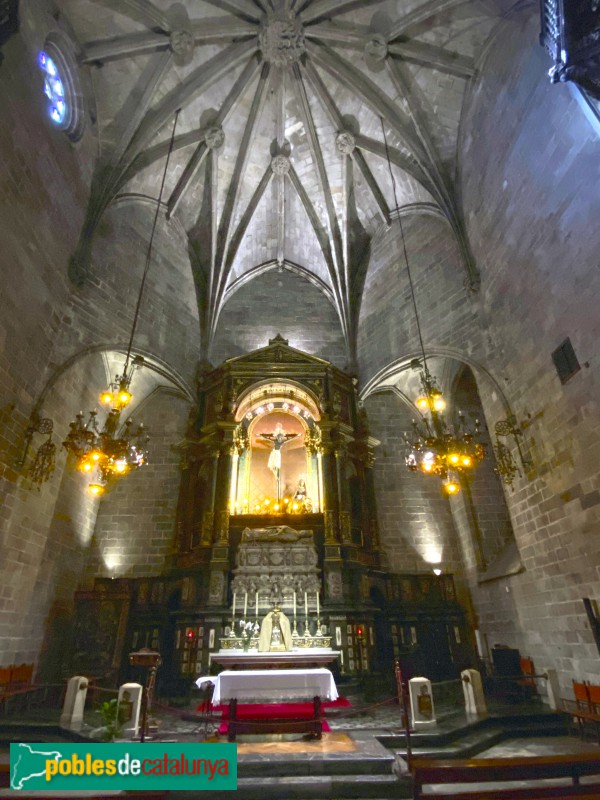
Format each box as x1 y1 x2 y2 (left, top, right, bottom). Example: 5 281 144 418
186 630 194 639
357 627 363 636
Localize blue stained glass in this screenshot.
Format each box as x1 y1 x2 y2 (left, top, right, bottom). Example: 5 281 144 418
38 50 67 125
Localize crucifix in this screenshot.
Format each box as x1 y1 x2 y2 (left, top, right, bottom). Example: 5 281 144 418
259 422 300 501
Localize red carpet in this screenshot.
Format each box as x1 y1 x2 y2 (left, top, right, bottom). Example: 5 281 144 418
197 697 351 736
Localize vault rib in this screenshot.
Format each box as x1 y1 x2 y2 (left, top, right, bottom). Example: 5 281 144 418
301 0 387 26
306 41 432 177
301 58 391 223
87 0 170 32
211 62 272 317
388 40 475 79
288 165 348 344
223 167 274 280
198 0 260 23
291 64 346 301
123 40 257 164
388 0 469 40
81 33 169 64
167 54 262 219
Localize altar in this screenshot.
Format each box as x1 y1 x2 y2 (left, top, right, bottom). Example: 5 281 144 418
207 668 338 741
210 649 340 670
211 667 338 705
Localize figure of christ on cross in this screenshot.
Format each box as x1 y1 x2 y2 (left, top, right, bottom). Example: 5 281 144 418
259 422 301 500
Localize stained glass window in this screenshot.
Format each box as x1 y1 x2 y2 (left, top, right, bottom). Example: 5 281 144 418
38 50 67 126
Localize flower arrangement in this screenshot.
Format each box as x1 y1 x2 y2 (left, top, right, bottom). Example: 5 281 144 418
239 620 259 651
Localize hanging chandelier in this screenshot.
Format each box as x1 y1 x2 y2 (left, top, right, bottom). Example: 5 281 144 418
63 110 180 495
403 361 485 495
380 119 485 496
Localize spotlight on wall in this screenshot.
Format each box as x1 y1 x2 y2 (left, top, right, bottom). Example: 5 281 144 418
433 568 442 576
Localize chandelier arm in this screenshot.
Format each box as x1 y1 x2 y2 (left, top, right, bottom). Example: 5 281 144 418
123 108 181 376
379 116 429 377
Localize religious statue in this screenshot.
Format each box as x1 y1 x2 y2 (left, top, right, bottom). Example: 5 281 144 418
259 422 300 499
241 526 313 543
258 607 293 652
293 478 312 512
293 478 307 501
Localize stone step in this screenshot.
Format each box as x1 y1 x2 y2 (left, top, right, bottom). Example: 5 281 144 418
238 753 395 778
168 773 409 800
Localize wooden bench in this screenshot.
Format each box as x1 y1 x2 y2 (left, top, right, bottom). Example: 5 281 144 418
225 695 323 741
412 752 600 799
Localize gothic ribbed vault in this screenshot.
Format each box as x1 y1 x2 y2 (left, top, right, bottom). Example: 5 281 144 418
46 0 517 359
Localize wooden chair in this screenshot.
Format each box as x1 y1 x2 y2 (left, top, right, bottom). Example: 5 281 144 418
573 680 590 709
10 663 34 688
518 656 537 694
586 682 600 712
564 681 600 741
0 666 12 697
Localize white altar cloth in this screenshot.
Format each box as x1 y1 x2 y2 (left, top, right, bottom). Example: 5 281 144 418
210 668 338 706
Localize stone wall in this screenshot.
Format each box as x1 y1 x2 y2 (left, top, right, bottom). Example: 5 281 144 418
0 34 93 669
210 268 348 368
0 36 200 671
458 11 600 687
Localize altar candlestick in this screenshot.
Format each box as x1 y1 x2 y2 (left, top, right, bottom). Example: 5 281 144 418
316 592 320 617
244 592 248 619
255 591 259 618
304 591 308 617
232 592 236 617
293 591 296 617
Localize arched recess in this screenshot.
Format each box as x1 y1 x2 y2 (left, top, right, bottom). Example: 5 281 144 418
231 383 323 514
85 386 192 581
4 346 192 677
361 354 520 588
447 365 519 580
210 267 348 368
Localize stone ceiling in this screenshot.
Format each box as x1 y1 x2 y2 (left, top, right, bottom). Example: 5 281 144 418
58 0 516 352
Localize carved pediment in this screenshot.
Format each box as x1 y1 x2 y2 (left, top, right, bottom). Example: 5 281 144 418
225 335 332 368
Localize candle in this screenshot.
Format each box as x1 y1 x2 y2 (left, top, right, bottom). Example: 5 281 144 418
244 592 248 618
316 591 319 617
232 592 236 617
255 591 259 618
304 591 308 617
293 591 296 617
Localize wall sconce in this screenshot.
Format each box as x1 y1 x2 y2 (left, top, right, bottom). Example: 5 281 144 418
493 415 532 487
17 415 56 486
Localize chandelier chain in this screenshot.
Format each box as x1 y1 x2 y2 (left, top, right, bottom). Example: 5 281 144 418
379 116 429 375
124 108 181 375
